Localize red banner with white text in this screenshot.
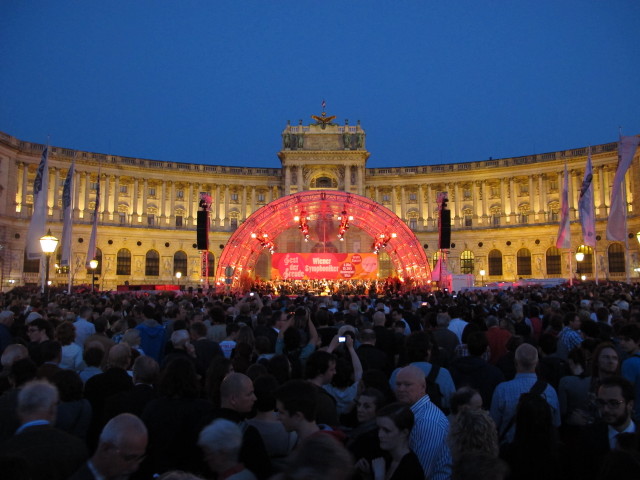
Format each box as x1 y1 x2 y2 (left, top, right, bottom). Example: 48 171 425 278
271 253 378 280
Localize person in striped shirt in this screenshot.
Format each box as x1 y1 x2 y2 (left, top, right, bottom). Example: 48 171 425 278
394 365 452 480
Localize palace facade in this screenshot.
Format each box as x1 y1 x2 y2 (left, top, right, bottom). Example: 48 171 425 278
0 115 639 292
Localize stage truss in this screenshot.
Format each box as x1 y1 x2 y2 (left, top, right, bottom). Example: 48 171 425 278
215 190 431 290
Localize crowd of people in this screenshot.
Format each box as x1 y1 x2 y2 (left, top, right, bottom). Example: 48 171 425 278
0 280 640 480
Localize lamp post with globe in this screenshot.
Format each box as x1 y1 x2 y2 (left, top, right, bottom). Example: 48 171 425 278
89 259 98 293
39 229 59 304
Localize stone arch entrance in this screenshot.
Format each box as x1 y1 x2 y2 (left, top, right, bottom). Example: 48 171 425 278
215 190 431 290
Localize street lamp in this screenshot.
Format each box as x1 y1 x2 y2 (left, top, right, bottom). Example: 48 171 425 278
575 251 585 279
176 271 182 289
89 259 98 293
39 229 59 303
479 269 486 286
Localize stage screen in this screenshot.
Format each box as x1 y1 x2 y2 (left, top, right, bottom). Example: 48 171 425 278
271 253 378 280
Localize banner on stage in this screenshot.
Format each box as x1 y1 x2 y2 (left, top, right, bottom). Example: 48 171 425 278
271 253 378 280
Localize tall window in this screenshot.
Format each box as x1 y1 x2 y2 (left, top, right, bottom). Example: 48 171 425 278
517 248 532 276
173 251 187 276
145 250 160 276
175 215 183 227
488 249 503 276
116 249 131 275
608 244 625 274
460 250 474 274
546 247 562 275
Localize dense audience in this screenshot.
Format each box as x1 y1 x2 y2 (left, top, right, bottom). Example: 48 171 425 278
0 280 640 479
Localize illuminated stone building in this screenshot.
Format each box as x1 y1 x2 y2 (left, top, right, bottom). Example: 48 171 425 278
0 114 638 291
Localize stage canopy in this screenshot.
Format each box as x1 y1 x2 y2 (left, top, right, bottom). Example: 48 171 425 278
215 190 431 290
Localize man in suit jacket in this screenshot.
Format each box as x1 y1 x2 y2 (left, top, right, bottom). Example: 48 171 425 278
84 343 134 449
103 355 159 420
571 376 637 480
0 380 88 480
69 413 148 480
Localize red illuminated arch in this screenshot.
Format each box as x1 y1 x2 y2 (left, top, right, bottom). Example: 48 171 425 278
215 190 431 290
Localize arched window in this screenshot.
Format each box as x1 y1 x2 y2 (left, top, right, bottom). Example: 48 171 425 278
460 250 474 274
173 251 187 276
516 248 532 276
608 243 625 274
576 245 594 275
488 249 503 276
116 249 131 275
546 247 562 275
23 251 40 274
85 247 102 275
145 250 160 277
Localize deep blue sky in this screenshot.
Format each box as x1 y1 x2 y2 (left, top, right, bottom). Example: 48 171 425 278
1 1 639 168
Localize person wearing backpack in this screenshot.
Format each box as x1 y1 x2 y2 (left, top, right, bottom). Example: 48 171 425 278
490 343 561 444
389 331 456 413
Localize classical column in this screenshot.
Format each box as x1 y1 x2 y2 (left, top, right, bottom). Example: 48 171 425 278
569 169 578 215
113 176 120 220
391 186 397 215
596 165 606 214
160 180 167 223
358 166 364 195
508 178 516 219
168 181 176 225
481 181 488 219
500 178 508 216
426 185 433 224
418 184 425 224
344 165 349 192
224 185 230 226
250 186 256 216
528 175 535 214
19 162 28 212
298 167 304 192
472 181 480 219
453 183 461 220
284 166 291 195
241 186 247 220
211 184 219 225
83 172 91 218
400 186 407 220
536 174 543 214
132 178 139 219
186 183 193 224
102 174 110 219
141 179 148 222
73 170 82 219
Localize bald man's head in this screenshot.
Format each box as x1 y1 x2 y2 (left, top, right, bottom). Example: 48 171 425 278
220 372 256 413
515 343 538 372
395 365 426 404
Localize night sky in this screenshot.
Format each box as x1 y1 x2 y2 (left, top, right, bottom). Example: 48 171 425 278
1 1 639 168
